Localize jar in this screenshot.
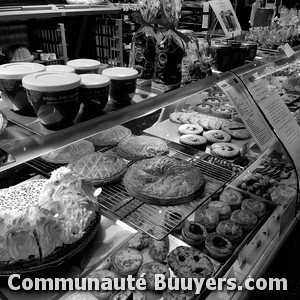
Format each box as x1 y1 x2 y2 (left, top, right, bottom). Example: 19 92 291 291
227 41 241 68
22 72 81 130
0 62 46 116
67 59 101 74
45 65 75 73
213 44 232 72
241 42 258 60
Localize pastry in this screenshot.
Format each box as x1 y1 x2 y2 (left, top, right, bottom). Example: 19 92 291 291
164 210 185 232
109 290 146 300
137 262 170 290
219 189 243 210
188 113 202 125
163 288 196 300
221 121 251 140
123 156 206 206
203 130 231 143
126 231 150 250
194 103 213 114
211 107 233 119
194 207 219 232
167 246 214 279
241 198 266 218
178 112 197 124
148 236 169 262
68 151 127 185
210 142 240 159
205 233 233 260
169 112 183 124
197 115 224 130
181 221 207 246
40 140 95 164
87 125 131 147
216 220 243 243
179 134 207 149
208 201 231 220
203 97 221 107
231 209 258 231
117 135 168 161
112 248 143 275
178 124 203 135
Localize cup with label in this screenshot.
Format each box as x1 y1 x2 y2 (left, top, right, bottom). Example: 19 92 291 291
22 72 81 130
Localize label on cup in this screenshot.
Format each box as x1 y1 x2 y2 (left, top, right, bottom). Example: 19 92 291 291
110 78 136 104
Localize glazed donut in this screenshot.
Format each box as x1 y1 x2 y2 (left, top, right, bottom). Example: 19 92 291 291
231 209 257 231
241 198 266 218
216 219 243 243
205 233 233 260
123 156 206 206
208 201 231 220
219 189 243 210
194 207 219 232
181 221 208 246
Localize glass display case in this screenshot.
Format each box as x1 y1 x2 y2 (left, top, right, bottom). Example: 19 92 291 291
0 48 299 300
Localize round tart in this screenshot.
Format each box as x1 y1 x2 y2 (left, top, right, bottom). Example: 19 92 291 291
181 221 208 246
41 140 95 164
216 220 243 243
205 233 233 260
137 262 170 290
123 156 206 205
167 246 214 279
87 125 131 147
219 189 243 210
203 130 231 143
178 124 203 135
241 198 266 218
221 121 251 140
68 151 127 185
210 142 240 159
194 207 219 232
164 210 185 232
179 134 207 149
195 103 213 114
231 209 258 231
169 112 183 124
211 107 233 119
117 135 168 161
203 97 221 107
112 248 143 275
208 201 231 220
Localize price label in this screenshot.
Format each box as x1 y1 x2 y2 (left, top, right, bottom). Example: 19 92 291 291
282 43 296 58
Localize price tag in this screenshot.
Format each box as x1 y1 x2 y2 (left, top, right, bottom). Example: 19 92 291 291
282 43 296 58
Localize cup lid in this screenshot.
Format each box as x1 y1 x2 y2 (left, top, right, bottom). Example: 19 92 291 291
45 65 75 73
79 74 110 88
67 59 100 70
22 72 81 92
0 63 46 80
102 67 138 80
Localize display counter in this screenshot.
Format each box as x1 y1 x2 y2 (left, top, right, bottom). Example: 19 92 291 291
0 48 299 300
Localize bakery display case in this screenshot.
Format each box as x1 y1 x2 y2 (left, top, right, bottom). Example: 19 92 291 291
0 45 300 300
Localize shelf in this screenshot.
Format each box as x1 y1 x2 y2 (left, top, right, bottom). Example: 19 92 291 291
0 2 120 21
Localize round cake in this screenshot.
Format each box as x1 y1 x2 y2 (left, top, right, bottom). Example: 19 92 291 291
178 124 203 135
179 134 207 149
210 142 240 159
123 156 206 205
203 130 231 143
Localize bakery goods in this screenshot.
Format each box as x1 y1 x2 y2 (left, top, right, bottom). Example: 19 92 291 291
0 166 99 265
178 112 197 124
231 209 258 231
241 198 266 218
197 115 224 130
137 262 170 290
194 207 219 232
123 156 206 205
126 231 150 250
163 288 196 300
87 125 131 147
68 151 127 185
148 236 169 262
208 201 231 220
203 97 221 107
181 221 208 246
212 107 233 119
112 248 143 275
41 140 95 164
167 246 214 278
194 103 213 114
221 121 251 140
109 290 146 300
216 220 243 243
219 189 243 210
203 130 231 143
205 233 233 260
178 124 203 135
210 142 240 159
169 112 183 124
117 135 168 161
211 91 228 101
179 134 207 149
164 210 185 232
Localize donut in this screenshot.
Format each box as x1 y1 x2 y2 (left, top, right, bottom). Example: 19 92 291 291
208 201 231 220
194 207 219 232
181 221 208 246
241 198 266 218
231 209 258 231
178 124 204 135
123 156 206 206
194 103 213 114
179 134 207 149
210 142 240 159
219 189 243 210
203 97 221 107
216 219 243 243
203 130 231 143
205 233 233 260
211 107 233 119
